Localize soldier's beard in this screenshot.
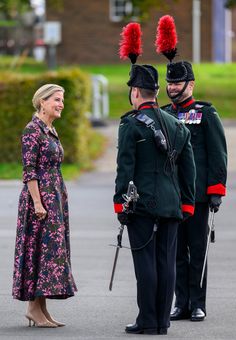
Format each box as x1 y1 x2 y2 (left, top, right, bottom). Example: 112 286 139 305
166 81 189 104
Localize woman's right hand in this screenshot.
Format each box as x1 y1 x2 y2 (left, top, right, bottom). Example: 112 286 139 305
34 201 47 220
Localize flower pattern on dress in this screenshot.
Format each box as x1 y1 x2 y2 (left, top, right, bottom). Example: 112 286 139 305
12 115 77 301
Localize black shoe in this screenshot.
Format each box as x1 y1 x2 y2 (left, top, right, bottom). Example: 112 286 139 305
170 307 191 321
190 308 206 321
125 323 157 335
157 327 168 335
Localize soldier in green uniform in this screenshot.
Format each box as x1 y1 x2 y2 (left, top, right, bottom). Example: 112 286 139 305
113 63 196 335
162 61 227 322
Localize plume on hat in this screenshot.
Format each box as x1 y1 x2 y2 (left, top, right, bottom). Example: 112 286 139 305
155 15 178 62
119 22 143 64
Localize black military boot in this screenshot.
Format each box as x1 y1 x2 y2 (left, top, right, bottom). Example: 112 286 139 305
125 323 157 334
190 308 206 321
170 307 191 320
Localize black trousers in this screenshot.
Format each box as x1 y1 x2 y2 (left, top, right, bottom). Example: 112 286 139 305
174 202 209 312
127 214 178 329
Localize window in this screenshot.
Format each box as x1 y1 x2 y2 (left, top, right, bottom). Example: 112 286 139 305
109 0 134 22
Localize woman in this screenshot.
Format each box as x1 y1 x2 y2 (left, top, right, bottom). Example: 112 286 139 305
12 84 77 328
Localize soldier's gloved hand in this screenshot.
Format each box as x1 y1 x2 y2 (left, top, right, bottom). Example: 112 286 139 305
117 212 130 225
182 211 192 221
209 195 222 213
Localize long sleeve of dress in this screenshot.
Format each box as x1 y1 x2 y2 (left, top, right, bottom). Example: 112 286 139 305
22 126 40 183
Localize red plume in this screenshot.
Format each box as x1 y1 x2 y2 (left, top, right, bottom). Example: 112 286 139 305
119 22 142 64
155 15 178 62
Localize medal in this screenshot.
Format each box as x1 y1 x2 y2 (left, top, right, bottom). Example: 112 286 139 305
189 109 196 124
178 112 185 123
196 112 202 124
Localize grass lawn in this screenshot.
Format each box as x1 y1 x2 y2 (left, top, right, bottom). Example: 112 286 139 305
1 58 235 179
0 130 106 180
80 63 236 119
2 57 235 118
0 163 84 181
0 163 90 181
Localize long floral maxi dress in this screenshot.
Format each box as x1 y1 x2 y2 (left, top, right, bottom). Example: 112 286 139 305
12 115 77 301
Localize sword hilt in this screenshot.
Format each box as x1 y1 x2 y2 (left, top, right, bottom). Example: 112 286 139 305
122 181 139 212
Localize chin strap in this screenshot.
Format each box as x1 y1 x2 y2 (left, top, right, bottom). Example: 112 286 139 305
129 87 133 106
166 81 189 103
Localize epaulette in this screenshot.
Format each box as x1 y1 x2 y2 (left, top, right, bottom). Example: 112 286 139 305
195 100 212 109
120 109 139 119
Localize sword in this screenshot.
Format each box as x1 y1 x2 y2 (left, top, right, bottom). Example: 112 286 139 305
109 181 139 291
109 223 124 291
200 211 215 288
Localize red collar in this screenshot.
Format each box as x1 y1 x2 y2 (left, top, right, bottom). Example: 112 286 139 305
172 98 195 110
138 102 158 110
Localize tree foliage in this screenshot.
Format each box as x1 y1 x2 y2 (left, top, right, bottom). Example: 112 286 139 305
45 0 179 20
0 0 31 19
46 0 64 12
131 0 179 21
44 0 236 18
225 0 236 8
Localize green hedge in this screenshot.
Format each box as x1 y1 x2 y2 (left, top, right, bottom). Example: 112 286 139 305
0 67 92 164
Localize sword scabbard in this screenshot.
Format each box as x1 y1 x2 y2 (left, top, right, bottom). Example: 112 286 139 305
200 211 215 288
109 246 120 291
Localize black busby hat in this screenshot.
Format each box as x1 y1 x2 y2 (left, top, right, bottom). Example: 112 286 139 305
166 61 195 83
127 64 159 90
119 22 159 91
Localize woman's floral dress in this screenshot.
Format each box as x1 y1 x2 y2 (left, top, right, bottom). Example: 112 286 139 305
12 115 77 301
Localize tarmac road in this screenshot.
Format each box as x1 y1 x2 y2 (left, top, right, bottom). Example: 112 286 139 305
0 120 235 339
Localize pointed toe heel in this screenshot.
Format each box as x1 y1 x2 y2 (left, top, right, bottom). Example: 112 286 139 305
25 314 58 328
51 319 65 327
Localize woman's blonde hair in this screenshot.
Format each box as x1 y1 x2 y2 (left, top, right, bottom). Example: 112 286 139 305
32 84 65 112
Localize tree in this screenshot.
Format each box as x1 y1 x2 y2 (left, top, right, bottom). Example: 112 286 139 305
126 0 180 21
46 0 64 12
225 0 236 8
0 0 31 20
45 0 179 21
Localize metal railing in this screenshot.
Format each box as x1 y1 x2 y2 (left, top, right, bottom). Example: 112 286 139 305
91 74 109 124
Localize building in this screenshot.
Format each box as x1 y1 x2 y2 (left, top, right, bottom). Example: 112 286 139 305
46 0 236 64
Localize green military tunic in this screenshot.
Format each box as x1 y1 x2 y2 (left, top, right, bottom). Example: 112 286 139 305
162 98 227 202
114 102 196 220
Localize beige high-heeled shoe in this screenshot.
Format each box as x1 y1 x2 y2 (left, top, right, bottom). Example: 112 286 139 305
48 318 65 327
42 312 65 327
25 313 58 328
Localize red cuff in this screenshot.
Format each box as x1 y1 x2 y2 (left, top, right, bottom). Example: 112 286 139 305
182 204 195 216
207 183 226 196
114 203 124 213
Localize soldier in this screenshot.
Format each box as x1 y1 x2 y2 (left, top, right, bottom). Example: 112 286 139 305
162 60 227 321
113 23 196 335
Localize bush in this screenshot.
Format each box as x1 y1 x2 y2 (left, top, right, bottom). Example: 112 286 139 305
0 67 92 164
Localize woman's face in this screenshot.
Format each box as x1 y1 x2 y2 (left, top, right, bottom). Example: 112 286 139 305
41 91 64 120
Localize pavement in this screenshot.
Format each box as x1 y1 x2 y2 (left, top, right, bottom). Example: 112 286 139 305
0 119 236 339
